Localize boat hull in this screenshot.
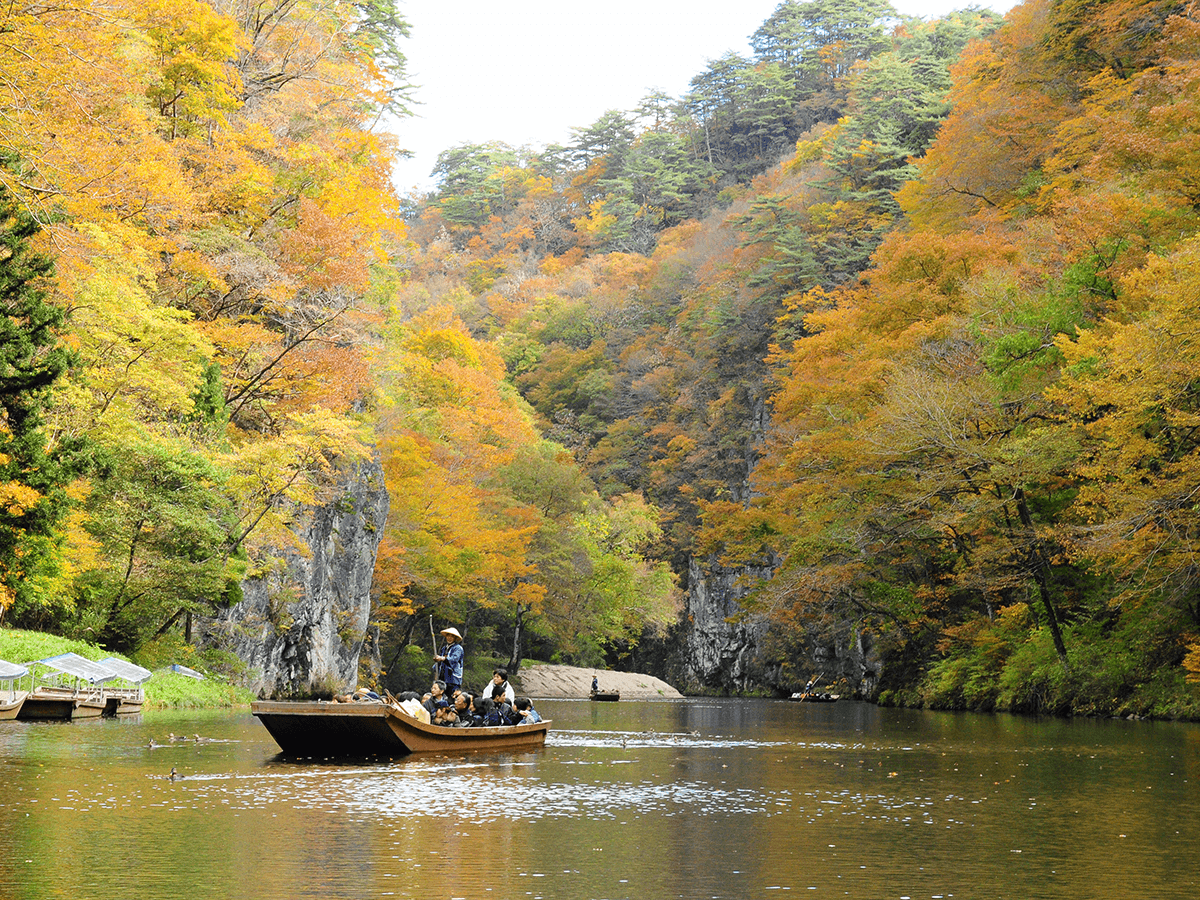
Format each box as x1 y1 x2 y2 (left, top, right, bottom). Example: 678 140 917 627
251 700 551 757
17 691 76 720
788 693 840 703
590 692 620 702
0 692 26 720
72 699 106 718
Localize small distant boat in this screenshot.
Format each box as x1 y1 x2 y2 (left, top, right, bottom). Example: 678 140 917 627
251 700 551 757
788 691 840 703
589 690 620 702
0 660 28 720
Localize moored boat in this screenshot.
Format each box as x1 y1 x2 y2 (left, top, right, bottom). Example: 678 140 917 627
589 690 620 702
0 660 28 720
18 653 116 720
99 657 153 715
252 699 551 757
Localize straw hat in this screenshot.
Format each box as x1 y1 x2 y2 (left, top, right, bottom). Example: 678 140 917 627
440 627 463 641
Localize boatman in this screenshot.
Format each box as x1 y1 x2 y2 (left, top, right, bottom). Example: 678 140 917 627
435 627 464 696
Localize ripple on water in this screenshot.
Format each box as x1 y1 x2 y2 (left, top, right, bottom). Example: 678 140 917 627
36 762 980 832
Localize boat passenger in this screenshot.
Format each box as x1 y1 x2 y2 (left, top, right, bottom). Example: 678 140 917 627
514 697 541 724
448 691 475 727
474 696 502 727
464 693 485 727
396 690 430 724
423 680 450 716
494 697 516 725
481 668 516 705
434 704 460 727
434 627 464 696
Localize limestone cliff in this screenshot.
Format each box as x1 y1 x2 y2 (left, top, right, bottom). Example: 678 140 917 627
668 556 883 698
669 557 775 693
197 457 388 697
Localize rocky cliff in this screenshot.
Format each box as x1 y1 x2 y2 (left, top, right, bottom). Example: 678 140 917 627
669 557 775 693
197 457 388 697
669 556 883 697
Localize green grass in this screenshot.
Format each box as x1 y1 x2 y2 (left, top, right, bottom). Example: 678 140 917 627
0 626 253 709
141 671 254 709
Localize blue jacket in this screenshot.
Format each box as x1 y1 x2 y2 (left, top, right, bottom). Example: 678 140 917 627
439 641 463 685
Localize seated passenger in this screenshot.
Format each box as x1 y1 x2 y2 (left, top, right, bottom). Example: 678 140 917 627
513 697 541 724
494 696 516 725
396 690 430 724
481 668 516 705
423 680 450 716
433 705 458 727
448 692 475 727
474 696 502 727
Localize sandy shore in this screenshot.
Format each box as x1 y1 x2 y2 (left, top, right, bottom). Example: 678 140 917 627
511 663 683 699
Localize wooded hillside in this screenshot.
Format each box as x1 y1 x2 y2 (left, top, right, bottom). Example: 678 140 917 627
3 0 1199 715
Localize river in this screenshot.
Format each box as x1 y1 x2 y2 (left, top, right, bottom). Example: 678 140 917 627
1 698 1196 899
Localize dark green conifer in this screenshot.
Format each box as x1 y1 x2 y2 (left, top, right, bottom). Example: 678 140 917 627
0 184 78 619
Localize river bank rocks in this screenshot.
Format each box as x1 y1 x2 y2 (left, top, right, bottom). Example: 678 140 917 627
196 457 389 698
513 664 683 699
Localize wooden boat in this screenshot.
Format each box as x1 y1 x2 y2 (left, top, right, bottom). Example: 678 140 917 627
18 687 81 720
251 700 551 757
0 692 25 719
18 653 117 720
99 657 152 715
788 691 840 703
0 660 28 720
589 690 620 702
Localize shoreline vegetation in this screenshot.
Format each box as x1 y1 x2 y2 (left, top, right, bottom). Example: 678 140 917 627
4 625 1197 721
0 627 254 709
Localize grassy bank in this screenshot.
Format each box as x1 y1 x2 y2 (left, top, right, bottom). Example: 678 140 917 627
0 627 253 709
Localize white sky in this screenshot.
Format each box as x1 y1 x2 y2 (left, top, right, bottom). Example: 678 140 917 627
390 1 1019 193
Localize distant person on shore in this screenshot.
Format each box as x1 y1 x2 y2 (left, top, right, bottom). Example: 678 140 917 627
482 668 515 704
591 675 598 693
435 627 464 695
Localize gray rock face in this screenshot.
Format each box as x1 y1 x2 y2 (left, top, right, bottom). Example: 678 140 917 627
671 557 775 693
671 556 883 697
197 457 388 698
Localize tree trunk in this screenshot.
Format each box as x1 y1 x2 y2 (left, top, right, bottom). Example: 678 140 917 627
1013 488 1070 674
508 602 527 674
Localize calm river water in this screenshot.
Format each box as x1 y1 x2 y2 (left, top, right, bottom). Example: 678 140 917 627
1 698 1197 899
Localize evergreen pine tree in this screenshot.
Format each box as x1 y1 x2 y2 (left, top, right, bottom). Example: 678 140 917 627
0 185 78 618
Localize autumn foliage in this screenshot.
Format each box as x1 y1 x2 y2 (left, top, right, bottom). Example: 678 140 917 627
394 0 1200 713
5 0 1200 712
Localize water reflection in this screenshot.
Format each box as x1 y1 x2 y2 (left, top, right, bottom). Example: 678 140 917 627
1 700 1198 900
